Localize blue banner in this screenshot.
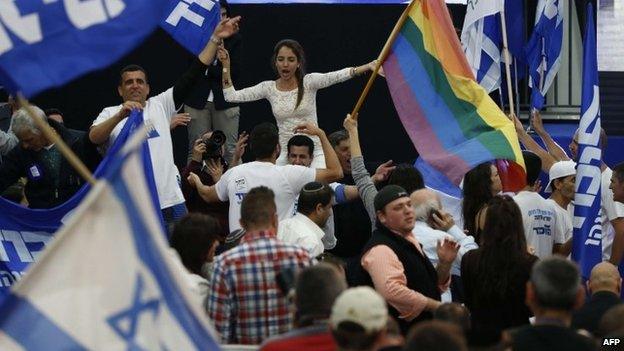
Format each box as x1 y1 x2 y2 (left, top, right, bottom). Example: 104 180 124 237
0 111 161 302
161 0 221 55
526 0 564 110
0 0 169 98
572 4 602 280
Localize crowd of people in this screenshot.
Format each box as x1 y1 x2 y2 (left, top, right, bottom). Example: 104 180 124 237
1 1 624 350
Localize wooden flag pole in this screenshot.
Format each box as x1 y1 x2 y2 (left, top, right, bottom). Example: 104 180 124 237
499 0 516 119
17 94 96 185
350 0 418 120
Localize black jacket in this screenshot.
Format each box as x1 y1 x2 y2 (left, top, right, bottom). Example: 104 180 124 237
184 33 242 110
348 224 441 334
571 290 622 335
0 120 101 209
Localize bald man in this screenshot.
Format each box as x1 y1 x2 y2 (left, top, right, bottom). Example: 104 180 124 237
571 262 622 334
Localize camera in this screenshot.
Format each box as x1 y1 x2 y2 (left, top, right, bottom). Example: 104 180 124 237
202 130 226 160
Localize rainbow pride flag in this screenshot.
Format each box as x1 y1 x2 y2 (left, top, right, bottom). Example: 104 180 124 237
382 0 525 190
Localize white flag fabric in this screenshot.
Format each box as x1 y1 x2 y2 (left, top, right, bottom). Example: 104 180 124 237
461 0 504 92
0 131 220 350
462 0 504 31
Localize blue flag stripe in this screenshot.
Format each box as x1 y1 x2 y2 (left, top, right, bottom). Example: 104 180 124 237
111 172 219 350
0 293 85 350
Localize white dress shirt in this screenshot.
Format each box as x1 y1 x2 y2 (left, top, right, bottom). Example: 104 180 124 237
277 213 325 257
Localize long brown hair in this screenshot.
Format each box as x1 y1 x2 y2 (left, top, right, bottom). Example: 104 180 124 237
272 39 306 109
473 195 530 303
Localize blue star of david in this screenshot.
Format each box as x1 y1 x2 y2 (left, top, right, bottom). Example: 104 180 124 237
107 274 161 351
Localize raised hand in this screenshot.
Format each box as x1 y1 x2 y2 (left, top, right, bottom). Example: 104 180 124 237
213 16 241 39
206 158 224 182
531 110 546 135
372 160 395 183
436 237 459 265
512 115 525 135
233 132 248 160
217 47 230 67
293 123 324 137
342 113 358 132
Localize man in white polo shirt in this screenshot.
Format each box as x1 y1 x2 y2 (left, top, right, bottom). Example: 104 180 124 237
188 122 343 235
89 18 241 229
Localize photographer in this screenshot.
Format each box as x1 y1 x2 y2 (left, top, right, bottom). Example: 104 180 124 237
181 130 247 239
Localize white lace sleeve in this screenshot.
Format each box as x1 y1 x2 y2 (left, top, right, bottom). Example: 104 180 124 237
305 68 352 90
223 81 270 103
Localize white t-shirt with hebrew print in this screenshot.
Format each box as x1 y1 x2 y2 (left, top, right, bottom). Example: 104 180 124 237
546 198 573 244
514 191 565 259
215 161 316 233
92 88 184 209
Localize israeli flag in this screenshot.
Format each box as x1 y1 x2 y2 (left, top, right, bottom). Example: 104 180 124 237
572 4 602 280
526 0 564 110
0 128 219 349
461 0 504 93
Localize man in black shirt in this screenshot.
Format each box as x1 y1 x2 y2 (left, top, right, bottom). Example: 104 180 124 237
572 262 622 335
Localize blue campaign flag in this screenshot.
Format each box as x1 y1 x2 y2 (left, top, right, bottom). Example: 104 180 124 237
571 4 602 280
0 0 170 98
525 0 564 110
0 111 162 302
0 128 219 350
161 0 221 55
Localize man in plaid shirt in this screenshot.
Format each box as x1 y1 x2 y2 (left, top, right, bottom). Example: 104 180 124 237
208 186 313 345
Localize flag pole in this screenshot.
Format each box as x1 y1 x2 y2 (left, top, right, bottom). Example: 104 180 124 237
351 0 418 120
17 94 96 185
499 0 516 119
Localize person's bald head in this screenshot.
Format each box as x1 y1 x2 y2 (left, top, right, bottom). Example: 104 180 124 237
411 188 441 222
588 262 622 295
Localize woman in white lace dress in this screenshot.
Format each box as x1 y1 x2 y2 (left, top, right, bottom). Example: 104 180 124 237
218 39 376 168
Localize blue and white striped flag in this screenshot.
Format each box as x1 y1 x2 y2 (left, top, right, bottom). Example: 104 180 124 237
0 130 219 350
526 0 564 110
461 0 504 93
572 4 602 280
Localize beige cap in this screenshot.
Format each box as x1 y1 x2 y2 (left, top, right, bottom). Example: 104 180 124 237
330 286 388 333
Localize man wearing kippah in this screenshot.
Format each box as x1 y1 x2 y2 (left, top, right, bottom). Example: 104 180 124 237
278 181 334 257
350 185 459 334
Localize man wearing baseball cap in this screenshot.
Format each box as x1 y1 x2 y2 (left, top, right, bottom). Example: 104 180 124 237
349 185 459 334
544 160 577 256
330 287 388 351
